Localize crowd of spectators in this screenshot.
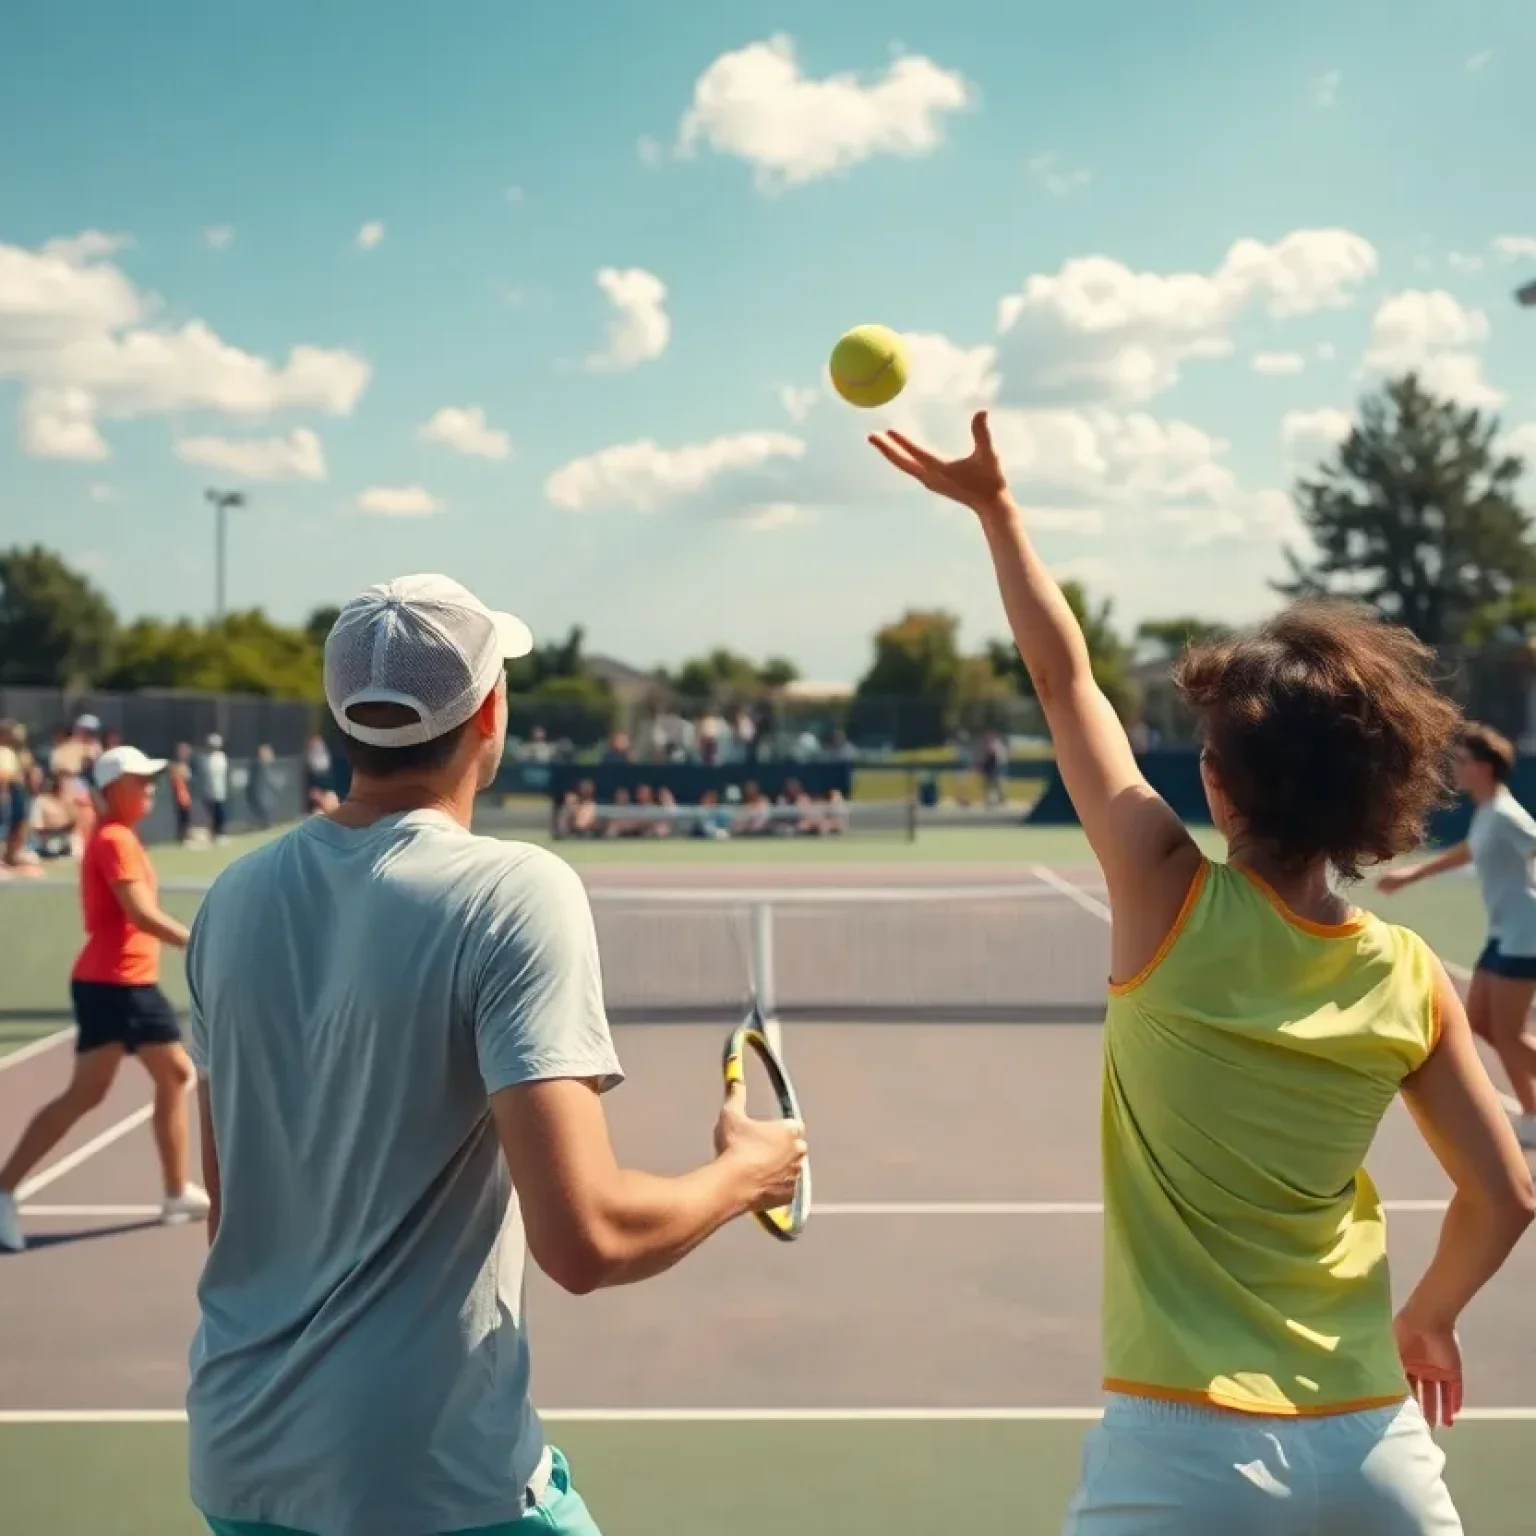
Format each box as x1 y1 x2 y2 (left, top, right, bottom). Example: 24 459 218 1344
555 778 850 841
0 715 311 875
513 710 859 769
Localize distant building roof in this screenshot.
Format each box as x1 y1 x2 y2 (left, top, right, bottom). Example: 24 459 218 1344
778 679 855 700
584 654 670 701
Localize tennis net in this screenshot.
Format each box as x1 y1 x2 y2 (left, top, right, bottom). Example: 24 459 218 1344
1 878 1109 1024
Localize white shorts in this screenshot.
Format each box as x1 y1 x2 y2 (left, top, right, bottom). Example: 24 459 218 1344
1062 1393 1463 1535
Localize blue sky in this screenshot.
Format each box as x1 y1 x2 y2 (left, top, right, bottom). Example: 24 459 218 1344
2 0 1534 681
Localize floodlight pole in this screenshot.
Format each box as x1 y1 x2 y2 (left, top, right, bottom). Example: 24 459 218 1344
206 488 246 622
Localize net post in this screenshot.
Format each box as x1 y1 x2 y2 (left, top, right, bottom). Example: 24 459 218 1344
751 900 779 1037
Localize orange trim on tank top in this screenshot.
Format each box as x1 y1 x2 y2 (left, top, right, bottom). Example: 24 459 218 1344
1232 863 1369 937
1102 1378 1409 1418
1106 860 1209 996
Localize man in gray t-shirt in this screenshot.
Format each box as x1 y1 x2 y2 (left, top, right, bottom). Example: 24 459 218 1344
185 574 806 1536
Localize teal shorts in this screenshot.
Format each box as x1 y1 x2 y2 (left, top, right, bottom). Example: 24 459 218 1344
203 1446 599 1536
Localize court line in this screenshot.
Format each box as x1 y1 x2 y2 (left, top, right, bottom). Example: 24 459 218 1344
13 1104 156 1202
2 1407 1533 1424
16 1198 1456 1219
1027 865 1112 922
0 1028 71 1073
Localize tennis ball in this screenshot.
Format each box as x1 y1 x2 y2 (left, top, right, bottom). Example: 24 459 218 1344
829 324 908 409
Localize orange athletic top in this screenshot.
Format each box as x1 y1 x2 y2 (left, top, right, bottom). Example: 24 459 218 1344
72 821 159 986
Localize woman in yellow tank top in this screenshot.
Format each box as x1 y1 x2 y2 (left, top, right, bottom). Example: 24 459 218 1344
871 413 1535 1535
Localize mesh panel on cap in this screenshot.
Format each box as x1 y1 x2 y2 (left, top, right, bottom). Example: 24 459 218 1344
325 588 496 742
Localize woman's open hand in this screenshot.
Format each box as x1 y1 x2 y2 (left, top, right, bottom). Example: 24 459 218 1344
869 410 1008 515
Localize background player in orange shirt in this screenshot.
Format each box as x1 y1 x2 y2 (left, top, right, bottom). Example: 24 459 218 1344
0 745 210 1253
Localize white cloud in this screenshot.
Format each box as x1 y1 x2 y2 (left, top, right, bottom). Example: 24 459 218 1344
87 482 114 503
1313 70 1341 107
637 135 665 167
419 405 512 461
1466 50 1493 72
175 427 326 482
0 232 371 458
1027 152 1090 196
355 221 385 251
779 385 820 423
1316 342 1337 361
1282 407 1353 462
742 502 810 532
356 484 442 516
1504 422 1536 463
21 387 109 459
1363 289 1502 406
995 229 1377 406
674 35 973 189
1493 235 1536 260
586 267 670 372
1252 351 1306 375
1447 251 1485 273
203 225 235 251
545 432 807 513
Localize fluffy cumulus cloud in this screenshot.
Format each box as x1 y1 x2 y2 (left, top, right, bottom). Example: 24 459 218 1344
203 225 235 251
174 427 326 482
1362 289 1502 407
543 227 1387 548
673 35 972 189
0 231 371 460
545 431 806 514
586 267 670 372
1282 407 1353 464
418 404 512 460
356 484 442 516
1493 235 1536 260
994 229 1377 406
1252 351 1306 375
355 221 386 251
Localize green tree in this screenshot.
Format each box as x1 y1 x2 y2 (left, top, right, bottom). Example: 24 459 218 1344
1135 616 1233 659
854 610 1017 747
1278 373 1536 645
102 610 324 698
986 582 1138 721
504 625 589 692
665 648 800 702
304 606 342 648
0 545 118 687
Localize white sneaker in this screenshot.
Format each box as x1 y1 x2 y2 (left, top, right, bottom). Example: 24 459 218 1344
0 1190 26 1253
161 1184 212 1225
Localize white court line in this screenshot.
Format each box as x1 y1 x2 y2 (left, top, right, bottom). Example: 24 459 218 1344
0 1027 71 1073
1028 865 1112 922
1 1406 1532 1424
19 1204 161 1218
13 1104 156 1202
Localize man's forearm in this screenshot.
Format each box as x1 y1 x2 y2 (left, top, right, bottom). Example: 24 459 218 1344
589 1158 755 1289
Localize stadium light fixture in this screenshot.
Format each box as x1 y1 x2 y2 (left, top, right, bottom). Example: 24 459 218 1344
205 488 247 621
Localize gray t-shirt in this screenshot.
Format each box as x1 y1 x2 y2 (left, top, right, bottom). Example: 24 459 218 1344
1469 786 1536 957
184 810 621 1536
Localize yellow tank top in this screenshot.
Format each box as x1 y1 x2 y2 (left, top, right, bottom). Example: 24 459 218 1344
1101 858 1440 1415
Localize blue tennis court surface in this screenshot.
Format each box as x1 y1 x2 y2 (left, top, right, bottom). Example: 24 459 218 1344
2 860 1533 1532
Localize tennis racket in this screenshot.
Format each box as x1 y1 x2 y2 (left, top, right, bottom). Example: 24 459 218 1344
722 1005 811 1242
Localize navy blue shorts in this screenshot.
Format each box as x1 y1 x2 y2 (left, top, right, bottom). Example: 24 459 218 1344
71 981 182 1055
1475 939 1536 981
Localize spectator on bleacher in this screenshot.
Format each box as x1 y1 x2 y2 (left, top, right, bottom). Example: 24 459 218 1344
697 710 723 765
693 789 731 840
202 733 230 843
28 767 80 860
602 731 632 764
737 782 772 836
518 725 553 763
654 785 679 836
601 785 634 838
0 719 32 872
825 728 856 762
49 715 102 780
732 708 757 765
169 743 195 843
632 782 665 837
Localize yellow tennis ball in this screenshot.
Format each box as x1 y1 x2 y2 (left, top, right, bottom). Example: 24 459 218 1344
829 324 908 409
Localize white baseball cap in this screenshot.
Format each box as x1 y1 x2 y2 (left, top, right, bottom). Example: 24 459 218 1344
94 745 168 789
325 573 534 748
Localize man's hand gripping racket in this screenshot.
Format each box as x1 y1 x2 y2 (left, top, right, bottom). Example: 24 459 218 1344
717 1007 811 1240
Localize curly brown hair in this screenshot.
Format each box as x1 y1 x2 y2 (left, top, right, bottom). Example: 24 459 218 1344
1174 601 1461 880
